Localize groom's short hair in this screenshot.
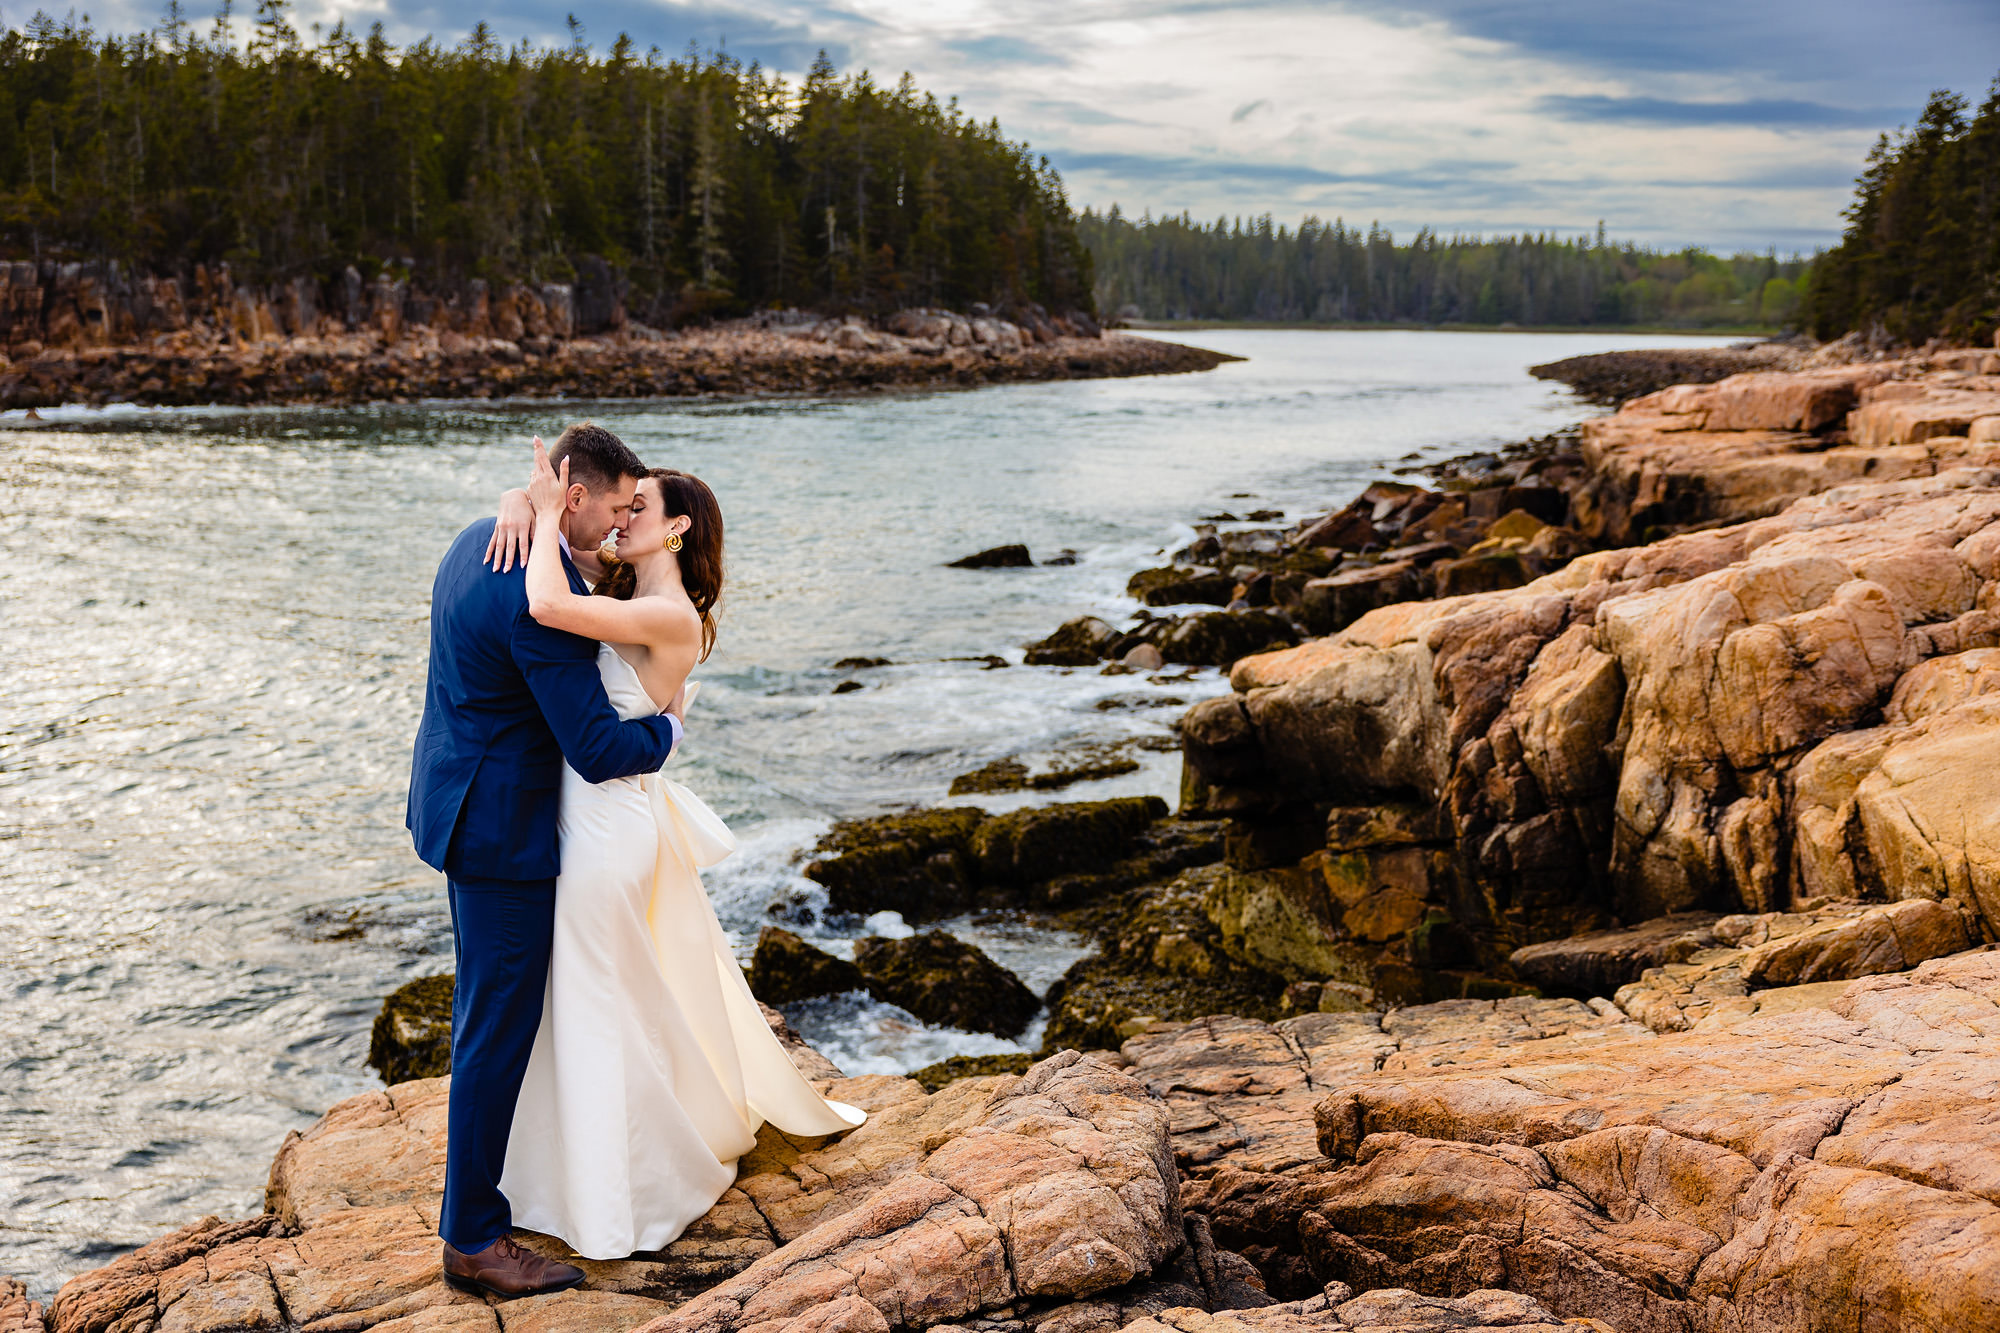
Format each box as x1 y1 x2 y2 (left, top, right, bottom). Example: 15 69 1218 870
549 422 646 493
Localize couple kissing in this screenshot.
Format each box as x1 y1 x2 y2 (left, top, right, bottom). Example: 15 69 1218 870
405 421 864 1298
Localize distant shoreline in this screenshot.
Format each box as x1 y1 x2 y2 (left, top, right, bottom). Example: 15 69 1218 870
1119 318 1781 337
0 325 1236 413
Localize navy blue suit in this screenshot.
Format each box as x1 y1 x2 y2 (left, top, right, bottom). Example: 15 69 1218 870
407 517 679 1251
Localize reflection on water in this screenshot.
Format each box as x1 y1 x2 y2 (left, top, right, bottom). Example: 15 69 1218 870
0 329 1738 1295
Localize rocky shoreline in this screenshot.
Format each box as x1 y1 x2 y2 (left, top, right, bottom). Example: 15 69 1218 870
26 343 2000 1330
0 261 1231 408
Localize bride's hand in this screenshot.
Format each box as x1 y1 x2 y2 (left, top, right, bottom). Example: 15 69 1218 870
485 488 536 571
527 436 570 519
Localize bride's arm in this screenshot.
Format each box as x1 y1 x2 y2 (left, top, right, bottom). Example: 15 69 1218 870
522 446 678 647
485 481 609 585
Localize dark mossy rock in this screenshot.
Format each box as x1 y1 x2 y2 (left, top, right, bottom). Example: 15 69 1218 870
947 747 1143 797
748 926 865 1006
1043 866 1290 1054
1154 610 1295 666
803 806 987 918
833 656 892 669
907 1051 1036 1092
1298 560 1425 636
368 973 455 1084
1039 816 1229 907
971 796 1168 887
1432 550 1530 598
853 930 1040 1037
1023 615 1117 666
947 543 1033 569
948 757 1033 795
1127 566 1234 607
1040 951 1286 1054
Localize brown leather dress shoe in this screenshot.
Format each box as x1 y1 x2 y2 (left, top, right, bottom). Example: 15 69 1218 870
442 1235 586 1299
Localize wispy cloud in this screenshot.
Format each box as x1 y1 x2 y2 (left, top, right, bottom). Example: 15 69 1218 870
17 0 1974 250
1538 94 1911 130
942 33 1069 66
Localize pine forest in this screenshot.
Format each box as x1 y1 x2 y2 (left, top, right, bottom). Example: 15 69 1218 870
0 6 1096 322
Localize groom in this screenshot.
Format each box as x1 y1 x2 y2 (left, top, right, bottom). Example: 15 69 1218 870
406 423 682 1297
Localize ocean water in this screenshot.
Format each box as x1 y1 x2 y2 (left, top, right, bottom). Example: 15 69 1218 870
0 329 1740 1296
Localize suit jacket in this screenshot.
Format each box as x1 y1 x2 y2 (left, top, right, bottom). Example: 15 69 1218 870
407 517 680 881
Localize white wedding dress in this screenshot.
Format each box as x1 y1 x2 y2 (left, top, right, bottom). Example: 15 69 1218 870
500 644 865 1259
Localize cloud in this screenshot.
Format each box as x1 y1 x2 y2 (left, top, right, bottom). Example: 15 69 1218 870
1537 94 1911 130
943 33 1069 66
1230 97 1270 122
1051 149 1520 193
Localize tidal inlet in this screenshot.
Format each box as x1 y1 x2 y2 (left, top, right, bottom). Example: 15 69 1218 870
3 6 1998 1332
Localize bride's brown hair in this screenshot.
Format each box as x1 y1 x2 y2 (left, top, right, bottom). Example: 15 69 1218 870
592 468 725 661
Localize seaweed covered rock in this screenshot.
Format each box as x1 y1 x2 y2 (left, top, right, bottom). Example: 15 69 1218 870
366 973 454 1084
1045 867 1292 1053
748 926 866 1006
947 543 1034 569
853 930 1041 1037
972 796 1170 886
804 798 1205 918
1129 566 1236 607
908 1052 1036 1092
1156 611 1295 666
1026 615 1120 665
801 806 986 917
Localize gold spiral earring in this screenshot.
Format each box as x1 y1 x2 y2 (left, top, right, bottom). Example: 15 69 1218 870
665 531 684 553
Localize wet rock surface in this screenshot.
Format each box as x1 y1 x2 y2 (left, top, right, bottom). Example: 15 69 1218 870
367 974 455 1084
801 799 1208 919
851 931 1042 1038
750 927 868 1006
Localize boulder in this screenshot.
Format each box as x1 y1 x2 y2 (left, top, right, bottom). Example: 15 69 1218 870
749 926 866 1006
972 797 1169 886
852 930 1040 1037
367 973 454 1083
1130 566 1237 607
1157 611 1294 667
802 807 986 918
1298 563 1423 637
1508 913 1719 996
947 543 1034 569
1027 615 1120 666
1611 898 1977 1032
1186 467 2000 969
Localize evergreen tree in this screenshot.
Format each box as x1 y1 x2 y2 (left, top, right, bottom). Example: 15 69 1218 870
1077 211 1813 330
1802 75 2000 344
0 13 1096 318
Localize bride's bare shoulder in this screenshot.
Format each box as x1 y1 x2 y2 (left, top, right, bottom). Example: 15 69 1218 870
630 589 704 644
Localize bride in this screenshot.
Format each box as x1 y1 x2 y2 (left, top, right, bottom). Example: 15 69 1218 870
493 438 864 1261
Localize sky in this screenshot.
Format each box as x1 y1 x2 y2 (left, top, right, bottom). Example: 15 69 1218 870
17 0 2000 252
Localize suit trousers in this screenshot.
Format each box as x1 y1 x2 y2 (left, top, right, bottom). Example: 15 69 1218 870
439 872 557 1251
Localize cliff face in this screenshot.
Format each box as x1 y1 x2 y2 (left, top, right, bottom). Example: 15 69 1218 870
1183 354 2000 1004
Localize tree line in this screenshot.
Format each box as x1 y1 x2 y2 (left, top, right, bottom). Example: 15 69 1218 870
1802 76 2000 345
0 6 1096 322
1078 210 1812 329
